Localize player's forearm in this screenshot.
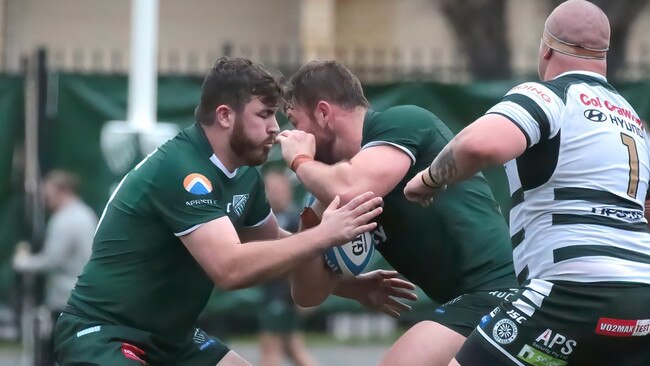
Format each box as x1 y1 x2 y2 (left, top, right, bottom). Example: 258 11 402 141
214 226 332 290
425 134 494 187
296 161 358 204
14 253 58 273
331 276 364 301
424 116 527 187
290 255 337 307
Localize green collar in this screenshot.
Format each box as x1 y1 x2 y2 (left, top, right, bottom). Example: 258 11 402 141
185 123 239 178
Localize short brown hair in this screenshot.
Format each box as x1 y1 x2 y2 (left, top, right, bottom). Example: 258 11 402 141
195 57 283 126
44 169 79 194
286 60 369 112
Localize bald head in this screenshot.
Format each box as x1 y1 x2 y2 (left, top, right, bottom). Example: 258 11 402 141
546 0 610 52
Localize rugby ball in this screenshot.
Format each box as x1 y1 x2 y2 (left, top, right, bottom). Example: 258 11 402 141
324 231 375 277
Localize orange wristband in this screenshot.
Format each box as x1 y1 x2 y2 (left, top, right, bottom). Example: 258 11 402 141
290 154 314 172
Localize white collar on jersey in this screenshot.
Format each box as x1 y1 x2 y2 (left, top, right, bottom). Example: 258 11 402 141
555 70 607 82
209 154 238 178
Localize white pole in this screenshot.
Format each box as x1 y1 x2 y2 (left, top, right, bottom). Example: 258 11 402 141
127 0 159 132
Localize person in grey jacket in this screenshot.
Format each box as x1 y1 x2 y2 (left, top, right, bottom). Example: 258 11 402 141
13 169 97 365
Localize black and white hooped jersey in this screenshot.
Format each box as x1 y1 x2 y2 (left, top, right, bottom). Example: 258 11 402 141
487 70 650 285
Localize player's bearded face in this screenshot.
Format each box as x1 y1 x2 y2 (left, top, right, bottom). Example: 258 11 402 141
230 114 273 166
285 100 336 164
309 114 337 165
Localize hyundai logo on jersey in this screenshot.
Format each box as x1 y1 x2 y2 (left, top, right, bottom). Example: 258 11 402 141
583 109 607 122
183 173 213 195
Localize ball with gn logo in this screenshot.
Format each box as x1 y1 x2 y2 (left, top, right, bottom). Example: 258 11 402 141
324 231 375 277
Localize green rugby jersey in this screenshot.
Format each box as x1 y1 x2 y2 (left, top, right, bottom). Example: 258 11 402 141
362 106 516 302
66 123 271 347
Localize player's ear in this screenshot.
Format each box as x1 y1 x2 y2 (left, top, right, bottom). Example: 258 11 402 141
315 101 331 128
543 46 553 60
215 105 234 128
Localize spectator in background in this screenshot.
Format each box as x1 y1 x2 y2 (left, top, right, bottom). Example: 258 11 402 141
258 169 318 366
13 169 97 365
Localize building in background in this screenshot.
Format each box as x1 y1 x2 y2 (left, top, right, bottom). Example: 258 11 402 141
0 0 648 82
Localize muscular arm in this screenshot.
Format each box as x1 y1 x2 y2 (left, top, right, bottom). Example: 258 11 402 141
295 145 411 204
182 193 382 291
424 114 527 186
182 216 328 290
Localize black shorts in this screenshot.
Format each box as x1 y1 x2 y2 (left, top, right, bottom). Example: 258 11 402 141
429 287 519 337
456 280 650 366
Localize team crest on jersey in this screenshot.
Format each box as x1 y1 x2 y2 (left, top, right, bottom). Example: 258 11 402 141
493 318 518 344
232 194 249 216
183 173 213 195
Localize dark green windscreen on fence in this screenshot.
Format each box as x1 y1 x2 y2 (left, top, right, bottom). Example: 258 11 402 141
0 75 24 301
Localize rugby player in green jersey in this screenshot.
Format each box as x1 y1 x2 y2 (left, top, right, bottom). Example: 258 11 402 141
276 61 518 366
52 57 407 366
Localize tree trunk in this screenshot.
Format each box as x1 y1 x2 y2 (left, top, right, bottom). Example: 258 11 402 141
439 0 511 80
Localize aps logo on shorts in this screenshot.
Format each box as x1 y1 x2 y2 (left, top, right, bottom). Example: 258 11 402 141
183 173 213 195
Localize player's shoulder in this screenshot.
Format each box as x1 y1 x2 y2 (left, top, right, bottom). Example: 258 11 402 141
506 73 613 107
130 143 218 198
378 105 437 120
504 80 566 107
369 105 442 129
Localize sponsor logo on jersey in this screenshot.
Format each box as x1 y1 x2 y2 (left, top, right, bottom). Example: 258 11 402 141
121 343 147 365
441 294 463 307
579 93 643 128
511 83 552 103
490 307 501 317
193 328 206 343
199 339 216 351
191 328 217 351
533 329 576 357
186 198 217 207
590 206 644 221
479 314 492 328
492 318 518 344
489 289 518 302
517 344 568 366
506 309 527 324
609 115 645 138
369 225 387 246
595 317 650 337
231 194 250 216
76 325 101 338
583 109 607 122
183 173 213 195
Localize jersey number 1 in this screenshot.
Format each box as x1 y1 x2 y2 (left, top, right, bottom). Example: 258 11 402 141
621 132 639 198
